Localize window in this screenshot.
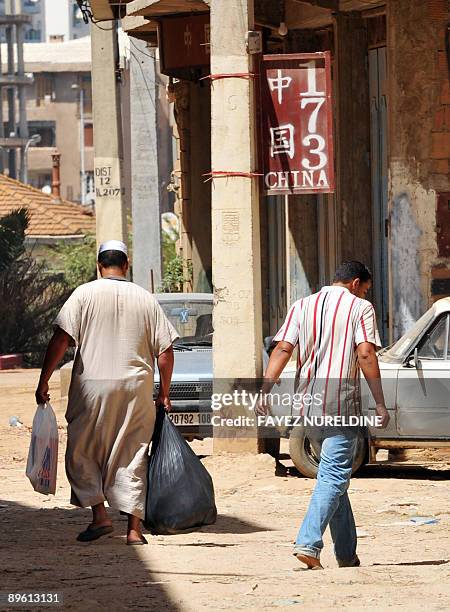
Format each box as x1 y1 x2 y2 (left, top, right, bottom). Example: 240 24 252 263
29 173 51 190
25 28 41 42
84 123 93 147
85 171 95 204
35 74 56 106
160 300 213 344
73 3 83 27
417 315 450 360
28 121 56 147
81 75 92 114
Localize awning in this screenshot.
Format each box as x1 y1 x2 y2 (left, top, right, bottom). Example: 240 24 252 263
127 0 209 19
121 15 158 44
88 0 132 21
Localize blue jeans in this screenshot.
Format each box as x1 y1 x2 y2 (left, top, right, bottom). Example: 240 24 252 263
293 427 358 563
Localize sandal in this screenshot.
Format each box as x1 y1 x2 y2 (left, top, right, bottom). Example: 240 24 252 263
76 524 114 542
127 535 148 546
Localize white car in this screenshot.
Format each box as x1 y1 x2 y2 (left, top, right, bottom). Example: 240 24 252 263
284 297 450 477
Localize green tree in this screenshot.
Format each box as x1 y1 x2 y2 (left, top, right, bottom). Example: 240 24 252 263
53 234 97 290
0 207 29 271
0 209 69 364
159 221 192 292
159 253 193 293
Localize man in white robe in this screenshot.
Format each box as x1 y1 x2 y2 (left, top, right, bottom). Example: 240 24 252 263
35 240 178 544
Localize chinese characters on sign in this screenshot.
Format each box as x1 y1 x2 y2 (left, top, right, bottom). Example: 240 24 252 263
260 53 335 195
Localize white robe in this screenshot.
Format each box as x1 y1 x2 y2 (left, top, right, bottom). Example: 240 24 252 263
55 277 178 518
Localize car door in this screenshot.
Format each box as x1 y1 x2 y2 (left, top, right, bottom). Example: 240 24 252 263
396 313 450 438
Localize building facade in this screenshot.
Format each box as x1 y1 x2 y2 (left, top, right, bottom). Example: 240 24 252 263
1 35 96 202
111 0 450 351
0 0 89 43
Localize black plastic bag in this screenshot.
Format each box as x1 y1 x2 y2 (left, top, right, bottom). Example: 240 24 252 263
144 408 217 535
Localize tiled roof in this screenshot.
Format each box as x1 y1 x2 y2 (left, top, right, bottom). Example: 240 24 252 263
0 174 95 238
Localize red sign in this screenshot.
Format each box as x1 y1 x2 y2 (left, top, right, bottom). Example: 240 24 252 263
159 14 210 77
260 52 335 195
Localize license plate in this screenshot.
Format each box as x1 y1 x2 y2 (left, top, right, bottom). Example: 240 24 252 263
169 412 211 426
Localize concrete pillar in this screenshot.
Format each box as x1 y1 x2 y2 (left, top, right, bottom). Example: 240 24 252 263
210 0 263 453
91 22 127 249
130 41 162 291
6 23 16 179
16 21 28 183
0 42 4 173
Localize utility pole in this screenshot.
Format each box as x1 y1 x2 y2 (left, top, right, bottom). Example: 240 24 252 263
72 82 86 205
6 0 17 178
129 41 162 290
16 2 28 182
79 85 86 205
90 21 127 248
0 42 5 173
1 0 32 181
210 0 264 453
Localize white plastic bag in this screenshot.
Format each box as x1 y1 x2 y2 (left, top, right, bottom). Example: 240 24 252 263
26 403 58 495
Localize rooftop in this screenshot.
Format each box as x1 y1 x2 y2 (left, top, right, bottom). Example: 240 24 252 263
0 31 130 73
0 173 95 239
0 36 91 72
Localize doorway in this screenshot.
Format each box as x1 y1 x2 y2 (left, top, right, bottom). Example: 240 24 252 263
369 44 389 345
267 195 288 334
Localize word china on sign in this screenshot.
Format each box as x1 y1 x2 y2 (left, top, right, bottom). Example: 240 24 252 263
260 53 335 195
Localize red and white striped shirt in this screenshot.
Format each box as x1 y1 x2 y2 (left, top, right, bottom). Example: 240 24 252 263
274 286 381 416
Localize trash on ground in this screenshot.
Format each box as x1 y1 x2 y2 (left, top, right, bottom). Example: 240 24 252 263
9 416 23 427
272 598 303 606
409 516 439 526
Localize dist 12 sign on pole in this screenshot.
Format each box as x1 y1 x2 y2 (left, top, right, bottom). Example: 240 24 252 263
260 52 335 195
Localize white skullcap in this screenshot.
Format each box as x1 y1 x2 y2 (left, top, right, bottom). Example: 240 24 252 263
98 240 128 257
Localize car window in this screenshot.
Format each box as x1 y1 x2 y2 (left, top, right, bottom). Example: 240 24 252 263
417 314 450 360
159 300 213 345
385 308 435 360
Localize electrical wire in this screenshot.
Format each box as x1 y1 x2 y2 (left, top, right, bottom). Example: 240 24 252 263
129 38 157 61
76 0 115 31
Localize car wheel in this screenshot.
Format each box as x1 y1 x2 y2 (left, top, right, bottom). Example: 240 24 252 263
288 427 367 478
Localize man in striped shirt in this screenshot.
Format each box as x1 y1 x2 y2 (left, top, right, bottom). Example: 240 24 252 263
260 261 389 569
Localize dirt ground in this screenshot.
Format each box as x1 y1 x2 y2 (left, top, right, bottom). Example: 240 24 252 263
1 369 450 612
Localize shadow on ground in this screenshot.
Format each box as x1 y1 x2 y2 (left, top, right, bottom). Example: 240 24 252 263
356 464 450 481
200 514 272 534
275 453 450 481
0 500 178 611
372 559 449 567
0 500 271 611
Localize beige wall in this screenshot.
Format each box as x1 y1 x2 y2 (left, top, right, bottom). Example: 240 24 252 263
388 0 450 340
